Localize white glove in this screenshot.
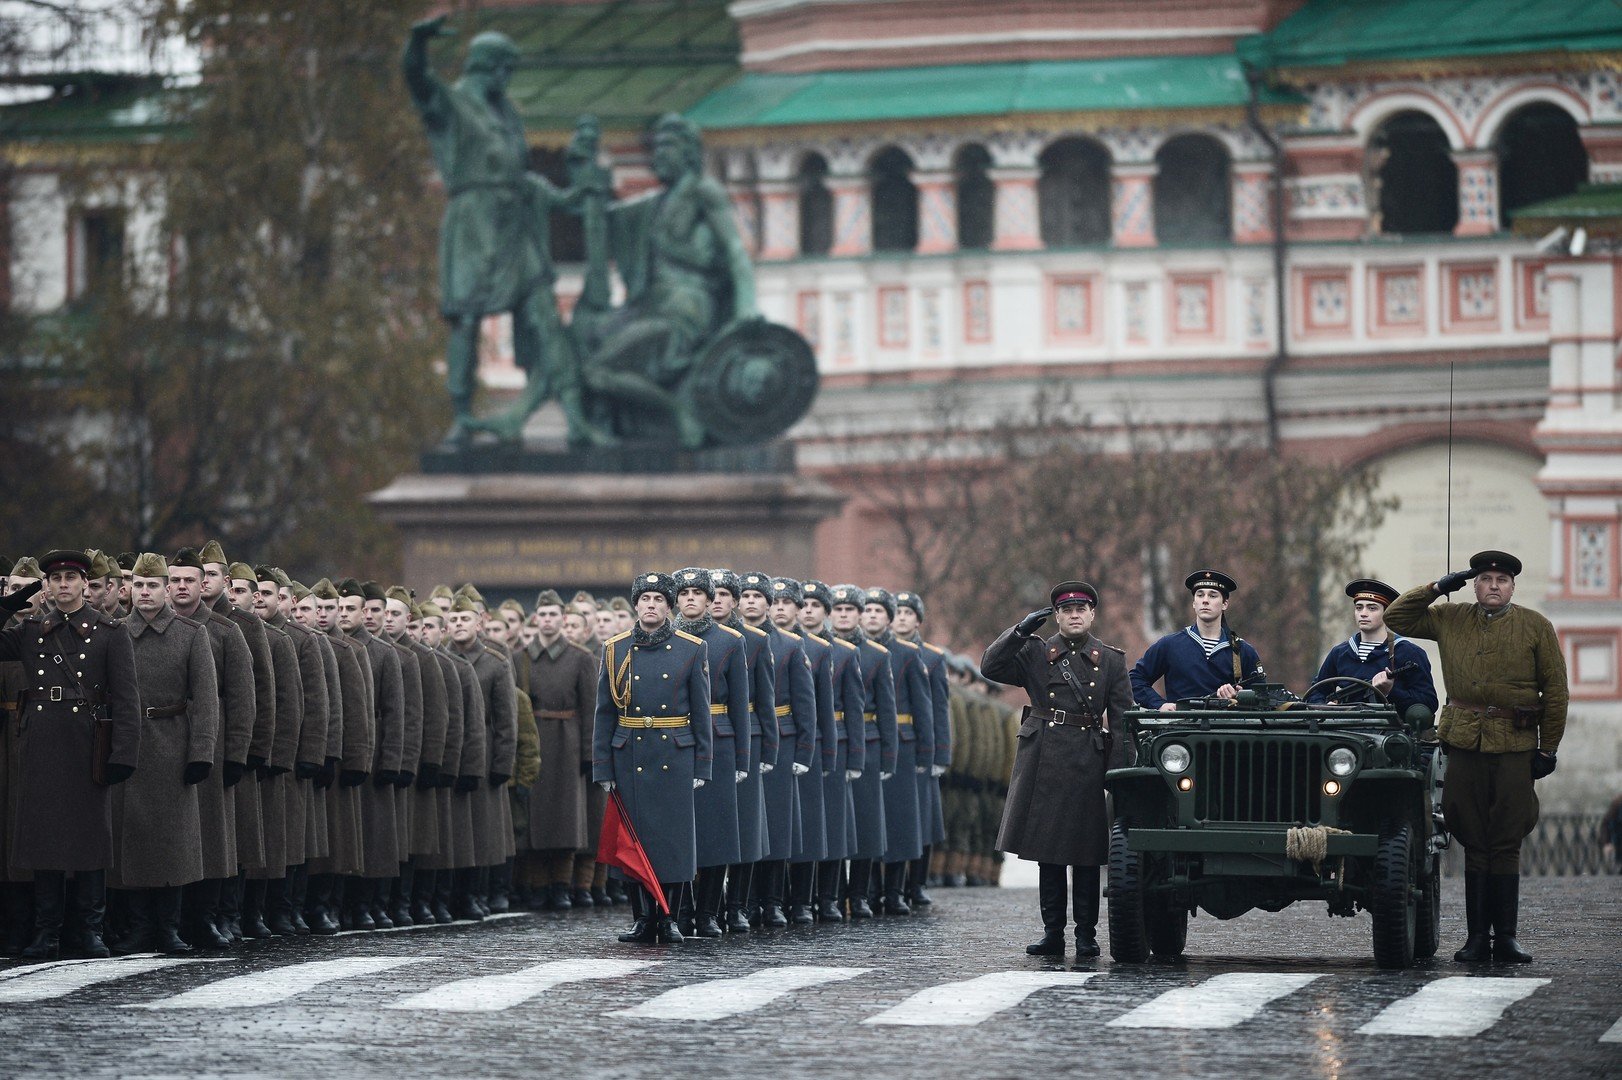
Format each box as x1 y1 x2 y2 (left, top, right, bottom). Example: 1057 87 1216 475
693 778 706 789
845 769 861 781
880 771 893 781
931 764 947 777
822 770 832 778
735 770 748 783
915 765 927 775
792 762 810 776
760 762 773 774
597 780 615 792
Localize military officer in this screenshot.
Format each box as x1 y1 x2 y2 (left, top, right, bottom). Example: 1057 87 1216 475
827 586 897 919
860 587 933 916
114 553 219 955
894 590 950 906
771 577 836 925
672 568 748 937
1130 570 1265 710
710 568 774 931
593 572 712 945
801 580 864 921
1306 579 1438 718
984 581 1134 957
0 551 141 960
1385 551 1566 964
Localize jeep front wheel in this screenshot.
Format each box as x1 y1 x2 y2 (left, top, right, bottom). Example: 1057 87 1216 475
1108 818 1150 962
1371 819 1417 969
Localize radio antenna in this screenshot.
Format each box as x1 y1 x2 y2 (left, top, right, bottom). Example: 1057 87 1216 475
1446 362 1455 571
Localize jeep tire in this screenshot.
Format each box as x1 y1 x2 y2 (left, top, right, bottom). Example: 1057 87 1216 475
1107 818 1187 962
1413 851 1441 960
1371 818 1418 969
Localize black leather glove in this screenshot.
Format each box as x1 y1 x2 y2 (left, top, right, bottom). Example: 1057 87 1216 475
1014 607 1054 637
438 769 456 789
0 580 42 613
489 771 510 787
1435 568 1477 595
340 769 367 788
103 761 135 785
255 763 273 781
373 769 397 788
455 774 479 793
269 764 290 777
223 760 247 788
394 770 414 789
315 756 339 789
416 763 440 790
295 761 320 781
578 760 592 777
183 761 211 785
1531 750 1557 780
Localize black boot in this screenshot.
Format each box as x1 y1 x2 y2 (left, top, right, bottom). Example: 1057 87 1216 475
1027 863 1067 956
605 878 626 906
909 846 933 907
1072 865 1101 958
882 861 912 915
3 882 34 956
724 864 752 933
572 885 595 909
815 860 844 922
220 876 244 941
1454 870 1492 962
287 866 312 935
347 878 377 931
788 863 815 925
390 863 415 927
410 863 436 926
550 882 573 912
617 884 658 944
154 886 193 954
241 879 274 939
432 870 455 924
488 859 512 914
113 888 156 955
1488 874 1532 963
694 868 725 938
369 878 395 930
846 860 874 919
21 871 64 960
452 869 482 922
655 884 684 944
472 868 492 917
69 870 109 958
263 877 297 936
760 862 789 928
305 874 339 936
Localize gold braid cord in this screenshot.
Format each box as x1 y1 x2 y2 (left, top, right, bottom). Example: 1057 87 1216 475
607 641 633 713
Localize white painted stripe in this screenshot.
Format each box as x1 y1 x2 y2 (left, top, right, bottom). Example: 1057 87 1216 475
332 911 528 938
1601 1014 1622 1043
128 957 425 1010
863 971 1097 1027
1108 973 1323 1030
1357 977 1551 1038
0 957 224 1004
388 959 657 1013
614 966 870 1021
0 954 157 981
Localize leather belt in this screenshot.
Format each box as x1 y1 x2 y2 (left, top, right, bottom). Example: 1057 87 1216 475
22 687 97 705
896 713 914 726
1029 707 1100 728
618 715 691 729
1446 700 1509 718
863 711 876 720
144 703 187 719
535 709 575 720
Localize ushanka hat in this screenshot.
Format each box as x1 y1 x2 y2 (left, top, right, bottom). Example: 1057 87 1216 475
673 567 714 598
710 568 741 597
738 572 772 597
801 580 832 608
630 571 676 605
769 577 803 605
894 590 925 618
828 584 865 609
862 586 897 618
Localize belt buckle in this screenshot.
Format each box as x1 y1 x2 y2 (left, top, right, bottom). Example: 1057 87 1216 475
643 717 653 729
1052 708 1066 725
49 687 62 703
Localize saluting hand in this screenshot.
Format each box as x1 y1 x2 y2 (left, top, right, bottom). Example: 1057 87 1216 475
1014 608 1054 637
0 579 41 614
1435 568 1478 595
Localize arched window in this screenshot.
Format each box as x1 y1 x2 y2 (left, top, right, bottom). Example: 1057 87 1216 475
955 143 994 251
1153 134 1231 244
870 145 918 253
529 146 585 263
1038 137 1110 246
1497 103 1587 227
1371 111 1458 235
798 152 833 257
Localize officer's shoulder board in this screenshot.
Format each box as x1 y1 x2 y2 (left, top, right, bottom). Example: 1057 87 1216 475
867 640 889 655
777 628 801 642
1098 641 1125 655
832 637 857 651
743 624 769 638
922 641 946 655
895 639 920 651
604 630 631 647
805 632 829 647
674 630 705 647
717 624 744 639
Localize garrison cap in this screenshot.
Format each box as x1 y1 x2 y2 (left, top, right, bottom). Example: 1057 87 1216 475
631 571 677 605
738 572 772 597
801 580 831 608
499 598 525 617
895 590 925 618
131 552 169 579
429 584 454 603
361 581 388 604
1185 569 1237 597
199 539 228 567
533 589 564 610
608 596 632 614
40 549 91 576
673 568 715 598
88 549 119 580
311 578 340 601
1470 550 1522 577
419 600 445 620
227 562 257 585
456 582 486 606
1345 578 1399 607
10 556 42 581
385 585 413 610
863 587 897 618
290 581 311 601
336 578 365 599
570 590 597 608
769 577 803 604
170 547 205 571
449 593 480 614
253 564 281 585
409 602 424 621
828 584 865 610
710 569 741 597
268 567 293 589
117 552 137 572
1050 581 1098 609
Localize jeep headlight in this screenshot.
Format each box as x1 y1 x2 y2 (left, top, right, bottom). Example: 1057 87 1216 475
1159 743 1191 774
1327 747 1358 777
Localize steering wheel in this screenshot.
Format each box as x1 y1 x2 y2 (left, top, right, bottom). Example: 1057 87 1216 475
1303 675 1387 704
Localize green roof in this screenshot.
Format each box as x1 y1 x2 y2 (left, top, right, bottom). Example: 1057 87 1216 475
448 0 739 135
0 74 182 145
1511 183 1622 232
685 54 1300 131
1238 0 1622 72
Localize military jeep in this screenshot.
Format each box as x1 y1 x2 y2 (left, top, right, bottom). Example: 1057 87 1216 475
1104 681 1446 969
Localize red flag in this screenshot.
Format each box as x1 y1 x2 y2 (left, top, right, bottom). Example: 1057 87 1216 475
596 789 669 914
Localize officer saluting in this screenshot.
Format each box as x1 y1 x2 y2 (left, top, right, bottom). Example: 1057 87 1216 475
984 581 1133 958
1306 579 1437 717
1130 570 1264 710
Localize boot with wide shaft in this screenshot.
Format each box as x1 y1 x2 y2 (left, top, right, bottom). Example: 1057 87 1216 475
846 860 874 918
346 877 377 931
241 879 274 939
1027 863 1067 956
472 867 492 918
655 884 685 944
1072 865 1101 958
22 872 65 960
814 860 845 922
262 877 297 936
153 886 194 954
788 862 815 925
760 861 789 928
70 870 110 958
488 859 512 914
724 864 752 933
909 846 933 907
693 868 725 938
432 870 455 925
390 862 415 927
410 862 436 926
112 888 156 955
617 884 657 944
451 869 481 922
304 874 339 936
1454 870 1493 962
1489 874 1533 963
220 876 244 942
287 866 312 935
882 861 912 916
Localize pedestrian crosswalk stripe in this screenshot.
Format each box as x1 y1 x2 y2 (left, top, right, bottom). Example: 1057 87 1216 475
862 971 1097 1027
1356 977 1551 1037
1597 1014 1622 1044
127 957 427 1010
0 954 158 981
333 911 529 938
0 957 227 1005
1107 972 1324 1030
613 965 871 1021
388 959 657 1013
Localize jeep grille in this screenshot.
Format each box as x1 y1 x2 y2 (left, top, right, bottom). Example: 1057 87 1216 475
1192 739 1322 824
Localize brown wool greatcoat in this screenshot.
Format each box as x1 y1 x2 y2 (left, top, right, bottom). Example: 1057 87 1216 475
190 606 254 879
275 616 329 866
353 628 405 877
985 627 1134 868
311 629 369 877
522 636 597 851
215 598 274 872
445 648 484 869
405 637 448 859
0 606 142 871
247 622 302 878
114 606 219 888
387 634 426 858
419 647 466 871
455 643 516 866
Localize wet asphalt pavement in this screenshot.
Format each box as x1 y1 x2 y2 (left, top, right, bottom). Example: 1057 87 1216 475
0 876 1615 1079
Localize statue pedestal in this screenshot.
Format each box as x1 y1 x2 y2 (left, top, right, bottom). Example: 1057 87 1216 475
369 444 846 600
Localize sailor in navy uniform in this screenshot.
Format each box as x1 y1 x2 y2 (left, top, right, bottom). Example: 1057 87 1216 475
1306 578 1438 717
1130 570 1264 710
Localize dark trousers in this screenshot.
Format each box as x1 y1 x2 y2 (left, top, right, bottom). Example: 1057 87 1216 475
1038 863 1099 933
1443 747 1538 873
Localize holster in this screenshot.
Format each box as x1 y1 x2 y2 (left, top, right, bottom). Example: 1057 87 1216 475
1511 704 1542 731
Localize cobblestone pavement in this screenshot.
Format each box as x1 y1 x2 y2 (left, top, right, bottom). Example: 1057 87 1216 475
0 877 1615 1079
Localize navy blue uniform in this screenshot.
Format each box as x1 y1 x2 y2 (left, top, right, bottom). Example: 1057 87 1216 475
762 626 815 860
846 635 897 859
792 631 838 864
1130 626 1264 709
1305 633 1438 716
692 620 749 869
820 635 864 860
735 621 775 863
915 639 951 846
880 634 933 863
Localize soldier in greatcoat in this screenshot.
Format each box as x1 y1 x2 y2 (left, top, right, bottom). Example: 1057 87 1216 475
895 591 951 908
827 585 896 919
0 558 43 954
371 586 424 926
772 577 836 925
337 578 404 929
114 554 218 955
861 587 934 916
387 587 448 925
800 581 865 922
0 551 141 960
709 569 774 931
984 581 1134 958
284 579 334 931
415 601 468 924
593 572 712 945
447 592 514 918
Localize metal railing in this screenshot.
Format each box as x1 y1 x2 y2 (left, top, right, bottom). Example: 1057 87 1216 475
1440 812 1620 876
